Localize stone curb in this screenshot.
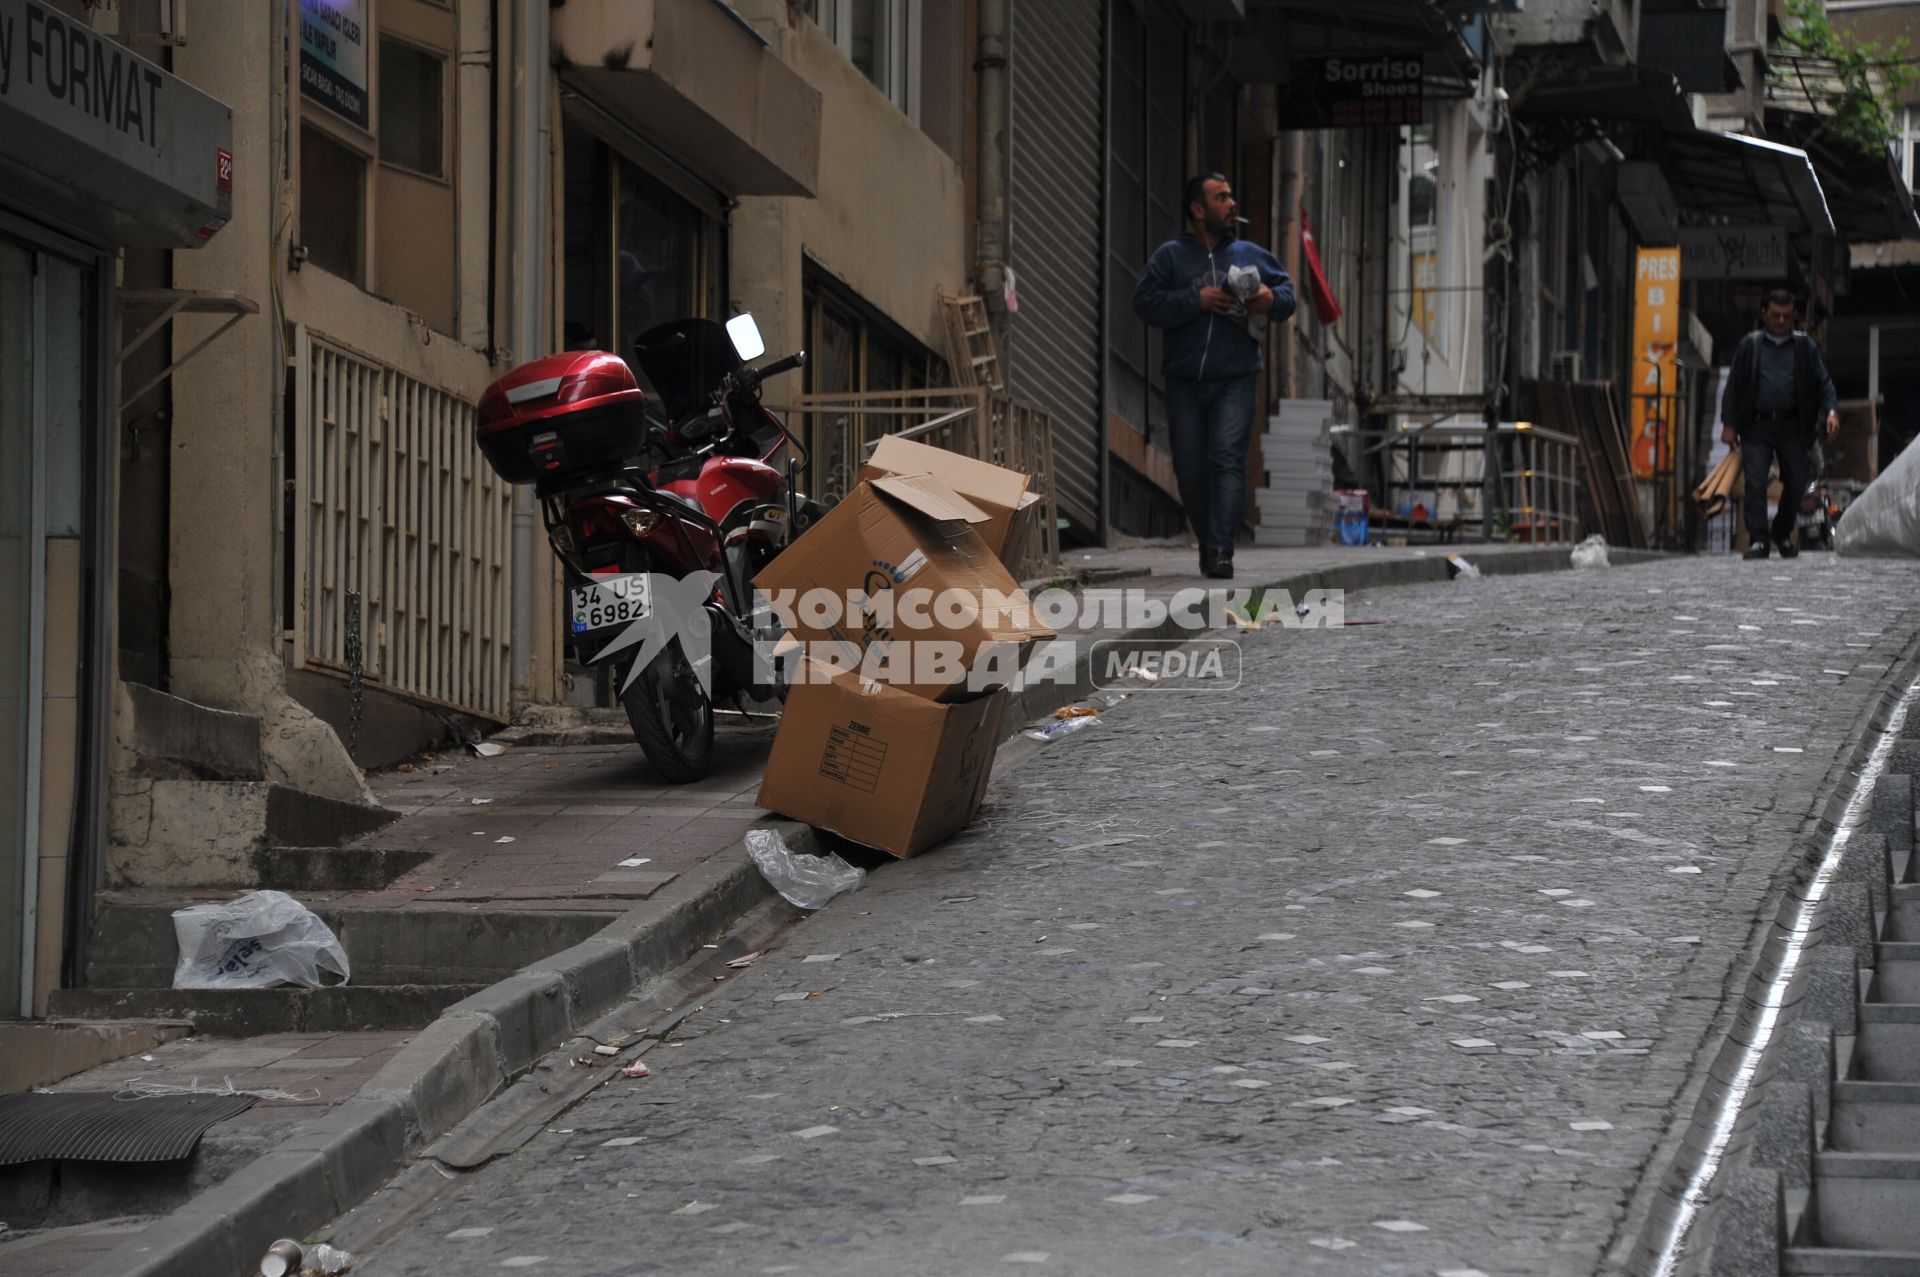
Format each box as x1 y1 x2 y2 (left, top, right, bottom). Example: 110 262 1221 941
1620 625 1920 1273
72 829 809 1277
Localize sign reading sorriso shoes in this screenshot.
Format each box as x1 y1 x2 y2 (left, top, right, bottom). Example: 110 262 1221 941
1275 55 1425 129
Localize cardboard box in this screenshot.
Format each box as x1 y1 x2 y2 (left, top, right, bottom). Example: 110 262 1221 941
859 434 1045 572
754 472 1053 702
757 662 1008 858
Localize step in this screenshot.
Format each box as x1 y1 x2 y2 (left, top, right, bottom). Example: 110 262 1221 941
108 781 402 889
0 1019 193 1094
1855 1022 1920 1081
249 845 435 892
1786 1248 1920 1275
1868 959 1920 1004
1830 1082 1920 1152
84 900 615 989
124 682 264 782
1883 888 1920 942
1812 1152 1920 1251
46 984 489 1034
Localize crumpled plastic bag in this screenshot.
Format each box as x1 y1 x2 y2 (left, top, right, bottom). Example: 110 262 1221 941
1836 437 1920 558
1570 534 1610 570
745 829 865 910
171 890 350 989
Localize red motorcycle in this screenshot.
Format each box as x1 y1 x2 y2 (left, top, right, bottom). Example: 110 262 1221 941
475 314 817 781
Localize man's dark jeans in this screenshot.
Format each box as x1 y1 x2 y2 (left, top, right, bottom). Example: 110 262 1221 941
1741 414 1812 547
1165 373 1258 555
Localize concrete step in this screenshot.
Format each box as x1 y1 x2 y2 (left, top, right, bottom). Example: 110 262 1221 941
1830 1082 1920 1152
1786 1248 1920 1275
124 681 264 783
45 984 489 1034
0 1019 192 1094
1855 1021 1920 1081
83 900 615 989
0 1113 282 1232
110 781 402 889
250 845 435 892
1811 1152 1920 1251
1884 887 1920 943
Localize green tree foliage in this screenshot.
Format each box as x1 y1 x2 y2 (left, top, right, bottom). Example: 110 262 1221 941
1771 0 1915 156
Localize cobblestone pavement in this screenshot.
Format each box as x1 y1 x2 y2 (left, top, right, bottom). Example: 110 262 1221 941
345 555 1920 1277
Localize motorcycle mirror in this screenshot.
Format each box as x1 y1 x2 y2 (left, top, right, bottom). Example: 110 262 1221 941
726 313 766 363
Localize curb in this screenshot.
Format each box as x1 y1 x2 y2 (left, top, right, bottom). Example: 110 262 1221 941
1615 625 1920 1274
73 830 812 1277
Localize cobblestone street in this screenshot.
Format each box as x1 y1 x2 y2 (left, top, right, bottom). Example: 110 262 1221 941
341 555 1920 1277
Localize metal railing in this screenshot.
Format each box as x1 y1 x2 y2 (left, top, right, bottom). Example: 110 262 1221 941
290 326 516 722
781 387 1062 579
1332 421 1584 544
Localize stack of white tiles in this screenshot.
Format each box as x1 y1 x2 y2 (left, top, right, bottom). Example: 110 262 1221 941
1252 399 1334 547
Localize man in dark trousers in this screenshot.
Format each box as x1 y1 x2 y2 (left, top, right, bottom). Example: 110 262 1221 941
1718 289 1840 559
1132 173 1296 579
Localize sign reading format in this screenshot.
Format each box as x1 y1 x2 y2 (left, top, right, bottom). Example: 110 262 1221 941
299 0 367 129
0 0 233 247
1629 247 1682 480
1677 226 1790 281
1276 55 1425 129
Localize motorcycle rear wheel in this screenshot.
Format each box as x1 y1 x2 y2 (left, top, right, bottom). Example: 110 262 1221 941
621 639 715 782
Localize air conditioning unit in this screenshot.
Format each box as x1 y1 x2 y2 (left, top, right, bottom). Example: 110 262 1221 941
1548 350 1584 381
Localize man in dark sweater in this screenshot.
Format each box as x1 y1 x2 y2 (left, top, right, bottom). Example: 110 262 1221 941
1132 174 1296 579
1718 289 1840 560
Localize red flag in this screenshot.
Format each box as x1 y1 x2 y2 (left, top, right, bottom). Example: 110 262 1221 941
1300 209 1342 325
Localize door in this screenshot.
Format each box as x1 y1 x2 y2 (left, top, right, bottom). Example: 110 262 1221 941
0 236 36 1014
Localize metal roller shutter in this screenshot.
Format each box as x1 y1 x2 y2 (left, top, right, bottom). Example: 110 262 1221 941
1007 0 1105 542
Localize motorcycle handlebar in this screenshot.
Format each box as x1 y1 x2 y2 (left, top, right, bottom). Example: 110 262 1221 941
754 350 807 383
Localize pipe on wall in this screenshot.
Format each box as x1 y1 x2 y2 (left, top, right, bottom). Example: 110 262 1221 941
973 0 1008 337
508 0 550 696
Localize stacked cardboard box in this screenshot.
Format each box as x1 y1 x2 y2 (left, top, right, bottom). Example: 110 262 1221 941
754 440 1052 859
1253 399 1335 547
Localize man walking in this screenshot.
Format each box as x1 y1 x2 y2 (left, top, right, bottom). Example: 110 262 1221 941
1718 289 1839 560
1133 173 1295 579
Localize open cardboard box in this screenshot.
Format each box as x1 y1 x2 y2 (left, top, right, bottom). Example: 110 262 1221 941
757 660 1008 858
859 434 1044 573
753 471 1053 702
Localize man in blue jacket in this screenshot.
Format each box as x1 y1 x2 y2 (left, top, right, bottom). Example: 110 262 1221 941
1132 173 1296 579
1717 289 1839 560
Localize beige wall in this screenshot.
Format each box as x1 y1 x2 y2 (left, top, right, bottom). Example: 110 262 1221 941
733 17 968 369
32 540 79 1015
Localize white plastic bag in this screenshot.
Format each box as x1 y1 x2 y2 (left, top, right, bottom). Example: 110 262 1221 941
1836 438 1920 557
1570 534 1610 570
745 829 865 910
171 891 350 989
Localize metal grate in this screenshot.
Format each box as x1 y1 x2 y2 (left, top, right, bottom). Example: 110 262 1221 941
291 327 516 722
0 1093 255 1165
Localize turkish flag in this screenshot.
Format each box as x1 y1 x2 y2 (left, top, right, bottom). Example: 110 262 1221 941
1300 209 1342 325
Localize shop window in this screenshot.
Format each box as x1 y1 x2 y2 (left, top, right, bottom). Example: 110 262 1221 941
800 274 941 499
1406 124 1444 351
300 123 368 285
804 0 919 118
297 0 456 332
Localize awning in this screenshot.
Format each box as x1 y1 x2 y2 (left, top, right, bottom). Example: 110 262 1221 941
551 0 820 199
1509 65 1695 134
1765 108 1920 243
1232 0 1481 96
0 0 233 248
1637 129 1835 238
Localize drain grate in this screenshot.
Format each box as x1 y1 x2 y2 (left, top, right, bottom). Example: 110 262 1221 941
0 1092 256 1165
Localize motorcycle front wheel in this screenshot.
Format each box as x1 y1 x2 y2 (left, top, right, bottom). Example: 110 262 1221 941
621 638 715 782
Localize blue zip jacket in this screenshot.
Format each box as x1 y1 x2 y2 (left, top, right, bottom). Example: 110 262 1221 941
1132 233 1296 382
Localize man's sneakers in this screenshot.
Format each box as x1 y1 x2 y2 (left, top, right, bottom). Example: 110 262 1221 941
1774 538 1800 560
1743 542 1770 560
1200 550 1234 580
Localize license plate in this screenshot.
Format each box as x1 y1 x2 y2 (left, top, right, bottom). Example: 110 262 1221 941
570 574 651 634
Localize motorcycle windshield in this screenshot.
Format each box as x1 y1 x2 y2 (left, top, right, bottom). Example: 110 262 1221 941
631 318 743 422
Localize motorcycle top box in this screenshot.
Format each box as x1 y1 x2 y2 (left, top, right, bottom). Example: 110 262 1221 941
476 351 648 486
